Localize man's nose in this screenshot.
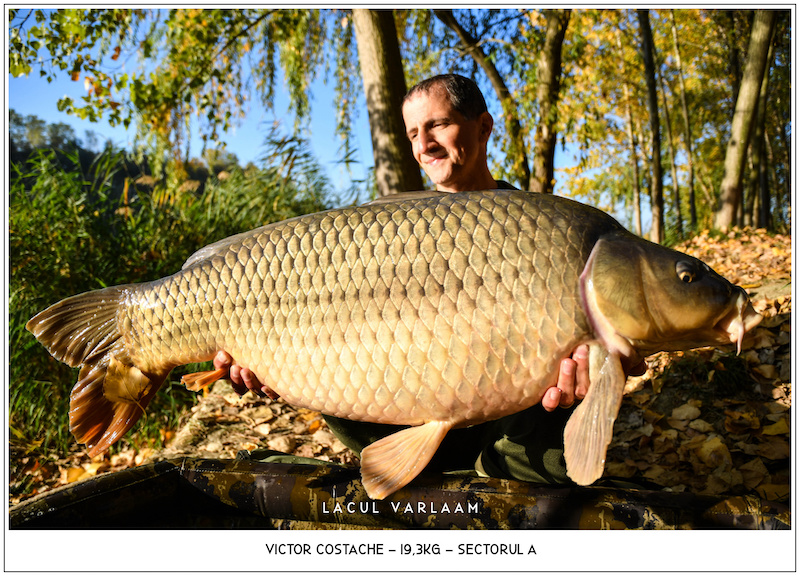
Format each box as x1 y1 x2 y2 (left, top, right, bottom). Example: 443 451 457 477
416 130 435 153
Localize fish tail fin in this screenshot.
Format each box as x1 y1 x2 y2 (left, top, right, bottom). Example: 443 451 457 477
563 345 626 486
26 286 168 456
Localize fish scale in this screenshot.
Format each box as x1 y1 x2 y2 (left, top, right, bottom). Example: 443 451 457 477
121 192 593 427
27 189 761 499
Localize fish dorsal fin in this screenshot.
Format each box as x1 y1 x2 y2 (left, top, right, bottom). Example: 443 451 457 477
563 344 626 485
360 420 452 500
360 190 449 207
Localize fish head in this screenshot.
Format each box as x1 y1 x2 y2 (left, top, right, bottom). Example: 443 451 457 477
582 232 762 357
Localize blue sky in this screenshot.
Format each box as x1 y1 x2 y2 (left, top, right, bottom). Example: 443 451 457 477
7 31 592 213
8 63 376 202
7 59 643 230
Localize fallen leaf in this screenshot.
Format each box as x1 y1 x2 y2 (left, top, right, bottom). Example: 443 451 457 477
642 464 667 481
760 418 790 436
604 461 638 478
724 410 761 434
703 466 743 495
83 462 104 476
688 419 714 433
671 403 702 421
643 409 664 424
753 364 779 379
755 437 791 460
266 436 296 454
66 467 84 483
750 329 776 349
694 436 732 468
134 448 153 466
739 458 769 490
653 429 679 454
764 401 790 414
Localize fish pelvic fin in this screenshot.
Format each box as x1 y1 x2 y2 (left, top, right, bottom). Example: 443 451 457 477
181 368 230 392
563 345 626 486
360 420 452 500
26 286 168 457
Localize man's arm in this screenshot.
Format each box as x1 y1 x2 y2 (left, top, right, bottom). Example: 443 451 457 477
212 345 639 411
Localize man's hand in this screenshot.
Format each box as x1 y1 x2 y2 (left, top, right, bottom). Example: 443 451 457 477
541 345 590 412
213 351 279 399
541 345 647 412
215 345 646 410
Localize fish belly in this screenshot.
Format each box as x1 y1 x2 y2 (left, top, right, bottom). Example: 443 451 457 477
122 192 602 427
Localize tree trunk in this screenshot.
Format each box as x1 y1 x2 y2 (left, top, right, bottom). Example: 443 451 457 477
637 9 664 244
724 11 743 105
764 134 782 229
530 9 570 194
756 35 775 229
669 10 697 230
658 71 683 239
713 10 776 231
744 149 758 227
434 9 530 188
615 29 642 236
624 85 643 237
352 9 423 197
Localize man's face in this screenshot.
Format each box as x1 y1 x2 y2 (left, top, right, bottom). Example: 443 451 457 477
402 87 492 192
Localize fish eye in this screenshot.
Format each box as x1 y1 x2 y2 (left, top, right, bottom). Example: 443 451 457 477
676 261 696 283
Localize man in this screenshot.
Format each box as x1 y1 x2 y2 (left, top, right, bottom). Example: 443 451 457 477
219 74 588 411
215 74 634 484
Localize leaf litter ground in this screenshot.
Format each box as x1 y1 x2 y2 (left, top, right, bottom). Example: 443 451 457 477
9 228 792 509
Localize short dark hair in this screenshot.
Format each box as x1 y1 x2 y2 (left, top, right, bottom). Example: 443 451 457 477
403 74 488 120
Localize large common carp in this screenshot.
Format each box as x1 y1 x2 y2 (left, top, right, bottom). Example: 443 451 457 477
27 190 761 499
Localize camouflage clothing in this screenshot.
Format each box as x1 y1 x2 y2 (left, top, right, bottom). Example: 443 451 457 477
9 458 790 529
323 404 574 485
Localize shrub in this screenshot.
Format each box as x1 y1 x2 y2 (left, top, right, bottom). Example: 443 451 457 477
10 139 330 456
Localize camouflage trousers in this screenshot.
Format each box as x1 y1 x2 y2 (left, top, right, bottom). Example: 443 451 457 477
253 405 575 486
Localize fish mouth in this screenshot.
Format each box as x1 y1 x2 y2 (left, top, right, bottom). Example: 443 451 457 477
714 288 763 353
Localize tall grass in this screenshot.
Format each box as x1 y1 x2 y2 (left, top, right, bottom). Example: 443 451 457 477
9 138 330 458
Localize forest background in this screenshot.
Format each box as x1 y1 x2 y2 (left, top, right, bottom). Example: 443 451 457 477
6 9 794 480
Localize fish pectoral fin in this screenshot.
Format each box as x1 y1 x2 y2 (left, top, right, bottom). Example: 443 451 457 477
563 346 626 486
181 368 230 392
360 420 452 500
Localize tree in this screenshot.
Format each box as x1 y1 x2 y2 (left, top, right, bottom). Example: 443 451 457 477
433 9 531 188
530 10 571 194
9 10 405 191
669 9 697 230
637 9 664 243
9 8 792 231
659 70 684 239
714 10 777 231
613 26 643 236
352 9 423 196
753 35 776 229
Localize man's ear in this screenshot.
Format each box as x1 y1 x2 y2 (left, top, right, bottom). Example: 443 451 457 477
478 111 494 144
